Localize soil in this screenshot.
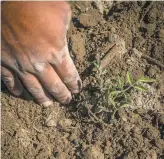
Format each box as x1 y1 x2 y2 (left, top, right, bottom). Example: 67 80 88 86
1 1 164 159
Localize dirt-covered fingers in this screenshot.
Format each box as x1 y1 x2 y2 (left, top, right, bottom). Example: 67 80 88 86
19 72 53 107
33 63 72 104
51 45 82 93
1 66 23 96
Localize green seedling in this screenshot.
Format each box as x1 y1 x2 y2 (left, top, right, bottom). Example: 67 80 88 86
107 72 155 119
90 63 155 122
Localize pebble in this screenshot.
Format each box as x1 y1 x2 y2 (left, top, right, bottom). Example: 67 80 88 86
84 145 104 159
9 99 16 106
58 119 72 128
147 66 158 77
46 119 56 127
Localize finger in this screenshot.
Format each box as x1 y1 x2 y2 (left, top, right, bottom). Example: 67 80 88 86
1 66 23 96
19 72 53 107
33 63 72 104
51 43 82 93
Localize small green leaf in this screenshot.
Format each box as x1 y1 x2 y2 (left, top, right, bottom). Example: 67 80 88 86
126 72 133 85
104 9 109 15
93 61 99 69
118 76 124 89
136 77 156 83
120 103 130 108
109 90 121 97
134 85 148 91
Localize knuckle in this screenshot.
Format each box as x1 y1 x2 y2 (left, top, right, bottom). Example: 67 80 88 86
51 48 67 65
33 63 46 73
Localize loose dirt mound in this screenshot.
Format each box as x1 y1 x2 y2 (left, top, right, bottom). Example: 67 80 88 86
1 2 164 159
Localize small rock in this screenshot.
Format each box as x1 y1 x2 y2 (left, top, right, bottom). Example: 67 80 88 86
110 26 116 33
9 99 16 106
132 127 141 135
71 32 86 62
69 132 78 142
123 124 131 132
84 145 104 159
100 37 126 69
118 109 128 122
146 150 157 159
147 66 158 77
108 34 118 43
145 9 156 24
37 133 46 142
58 119 72 128
46 119 56 127
79 13 97 27
18 129 31 148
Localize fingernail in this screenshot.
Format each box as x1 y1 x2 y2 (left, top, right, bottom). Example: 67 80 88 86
42 100 53 107
62 96 72 105
12 89 23 96
71 79 82 93
77 79 82 91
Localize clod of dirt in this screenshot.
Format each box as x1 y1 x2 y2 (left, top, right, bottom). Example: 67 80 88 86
146 150 157 159
108 33 119 43
100 37 126 69
9 99 16 106
145 8 157 24
118 109 128 122
58 119 72 130
123 124 132 132
78 11 103 27
37 133 47 142
17 129 31 148
84 145 104 159
71 32 86 62
46 119 57 127
79 13 97 27
132 127 141 135
45 106 62 127
147 66 159 77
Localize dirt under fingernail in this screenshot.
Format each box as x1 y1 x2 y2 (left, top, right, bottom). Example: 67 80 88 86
77 79 82 91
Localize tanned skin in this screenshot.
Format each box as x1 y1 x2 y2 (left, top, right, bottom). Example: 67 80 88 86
1 2 82 107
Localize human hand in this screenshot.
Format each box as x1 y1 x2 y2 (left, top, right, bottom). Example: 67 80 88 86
1 2 82 106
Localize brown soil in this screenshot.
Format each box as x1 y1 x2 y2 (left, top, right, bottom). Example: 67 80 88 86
1 1 164 159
